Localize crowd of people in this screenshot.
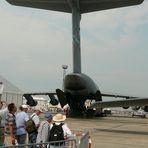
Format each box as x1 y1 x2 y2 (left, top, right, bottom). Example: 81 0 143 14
0 101 72 147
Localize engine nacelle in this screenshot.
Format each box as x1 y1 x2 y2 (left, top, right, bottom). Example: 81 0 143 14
141 106 148 112
122 106 129 109
131 106 140 111
50 98 58 106
23 94 38 107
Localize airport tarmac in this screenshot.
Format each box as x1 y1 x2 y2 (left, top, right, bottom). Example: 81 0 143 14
66 116 148 148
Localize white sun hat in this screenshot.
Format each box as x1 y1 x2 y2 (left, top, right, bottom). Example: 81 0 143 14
53 113 66 122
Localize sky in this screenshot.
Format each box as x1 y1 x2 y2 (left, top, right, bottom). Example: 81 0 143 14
0 0 148 98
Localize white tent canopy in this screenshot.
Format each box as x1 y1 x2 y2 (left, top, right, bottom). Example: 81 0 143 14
0 75 23 107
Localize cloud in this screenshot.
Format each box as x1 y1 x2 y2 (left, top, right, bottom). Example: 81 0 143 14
0 0 148 96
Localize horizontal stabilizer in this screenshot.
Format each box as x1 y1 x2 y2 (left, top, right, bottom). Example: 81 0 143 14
6 0 144 13
89 98 148 109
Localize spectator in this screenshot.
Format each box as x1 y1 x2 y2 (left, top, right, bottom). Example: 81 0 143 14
36 112 53 147
5 103 17 146
16 104 29 147
28 106 43 147
49 113 72 148
0 101 8 146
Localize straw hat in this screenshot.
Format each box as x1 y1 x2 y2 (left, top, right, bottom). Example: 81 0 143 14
53 113 66 122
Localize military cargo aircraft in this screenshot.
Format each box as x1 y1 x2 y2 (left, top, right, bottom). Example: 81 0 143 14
6 0 148 117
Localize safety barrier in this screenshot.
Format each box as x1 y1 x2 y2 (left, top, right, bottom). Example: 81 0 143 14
1 131 90 148
73 131 90 148
0 139 76 148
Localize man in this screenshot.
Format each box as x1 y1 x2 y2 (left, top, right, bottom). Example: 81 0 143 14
5 103 17 146
16 104 29 146
0 101 8 146
49 113 72 148
28 106 43 147
36 112 53 147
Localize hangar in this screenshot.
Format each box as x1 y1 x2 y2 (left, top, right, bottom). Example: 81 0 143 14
0 75 23 107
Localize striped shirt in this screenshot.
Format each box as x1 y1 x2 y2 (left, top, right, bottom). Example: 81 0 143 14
5 112 16 136
36 120 50 143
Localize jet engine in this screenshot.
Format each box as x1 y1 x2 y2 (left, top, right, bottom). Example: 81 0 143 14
23 94 38 106
141 106 148 112
122 106 129 109
48 94 58 106
131 106 140 111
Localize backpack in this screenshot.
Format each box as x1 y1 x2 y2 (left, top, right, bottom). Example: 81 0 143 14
49 123 64 145
25 114 37 134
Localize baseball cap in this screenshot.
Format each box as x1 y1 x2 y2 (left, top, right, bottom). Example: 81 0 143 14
21 104 29 109
44 112 53 120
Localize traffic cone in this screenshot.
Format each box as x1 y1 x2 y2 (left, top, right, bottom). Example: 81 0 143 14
88 136 92 148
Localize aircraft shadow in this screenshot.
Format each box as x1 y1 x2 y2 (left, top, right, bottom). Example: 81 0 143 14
95 128 148 136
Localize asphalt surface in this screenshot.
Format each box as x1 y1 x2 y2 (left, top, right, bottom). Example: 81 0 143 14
66 116 148 148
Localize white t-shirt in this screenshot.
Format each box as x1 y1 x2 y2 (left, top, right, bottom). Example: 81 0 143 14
30 113 40 127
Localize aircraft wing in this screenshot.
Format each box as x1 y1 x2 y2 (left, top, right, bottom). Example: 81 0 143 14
23 92 56 96
6 0 144 13
23 92 58 106
101 92 137 99
89 98 148 109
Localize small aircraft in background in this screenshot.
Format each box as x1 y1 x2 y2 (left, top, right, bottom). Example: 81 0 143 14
6 0 148 117
0 82 4 100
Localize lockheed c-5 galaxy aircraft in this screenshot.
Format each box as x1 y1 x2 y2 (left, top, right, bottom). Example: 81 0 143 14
6 0 148 117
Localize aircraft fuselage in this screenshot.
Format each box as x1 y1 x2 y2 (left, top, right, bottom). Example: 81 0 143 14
64 73 102 116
